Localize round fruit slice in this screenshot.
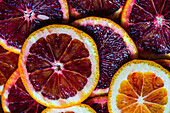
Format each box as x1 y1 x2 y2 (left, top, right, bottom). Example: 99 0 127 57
0 0 69 54
41 104 96 113
1 69 46 113
121 0 170 59
108 60 170 113
67 0 126 20
84 96 108 113
0 45 18 95
19 24 99 108
71 17 138 96
155 59 170 71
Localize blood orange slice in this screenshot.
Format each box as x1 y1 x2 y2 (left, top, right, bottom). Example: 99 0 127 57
0 45 18 95
68 0 126 20
41 104 96 113
0 0 69 54
1 69 46 113
155 59 170 71
84 96 108 113
71 17 138 96
121 0 170 59
108 60 170 113
18 24 99 108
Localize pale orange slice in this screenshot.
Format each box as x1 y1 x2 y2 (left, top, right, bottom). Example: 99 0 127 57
18 24 99 108
41 104 96 113
108 60 170 113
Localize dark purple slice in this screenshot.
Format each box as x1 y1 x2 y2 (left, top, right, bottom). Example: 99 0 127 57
122 0 170 59
0 0 68 53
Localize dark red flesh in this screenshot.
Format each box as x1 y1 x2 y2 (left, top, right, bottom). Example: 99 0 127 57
128 0 170 55
79 25 131 89
8 77 46 113
0 0 63 49
69 0 125 16
27 33 90 100
84 96 108 113
0 46 18 85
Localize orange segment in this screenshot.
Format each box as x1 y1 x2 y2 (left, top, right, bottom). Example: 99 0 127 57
121 103 138 113
141 105 151 113
143 102 165 113
118 80 138 98
142 72 164 97
116 94 137 109
19 24 99 108
127 71 143 96
143 87 168 105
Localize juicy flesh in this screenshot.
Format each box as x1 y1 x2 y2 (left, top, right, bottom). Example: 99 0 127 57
116 71 168 112
128 0 170 54
26 33 91 100
79 25 131 89
0 46 18 85
8 77 45 113
69 0 125 16
0 0 63 49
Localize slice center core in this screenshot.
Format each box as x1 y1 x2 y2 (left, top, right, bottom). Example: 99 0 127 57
154 15 165 27
53 62 63 71
24 9 35 21
137 96 144 105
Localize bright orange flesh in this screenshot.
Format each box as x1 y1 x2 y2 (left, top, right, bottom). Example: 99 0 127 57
116 71 168 112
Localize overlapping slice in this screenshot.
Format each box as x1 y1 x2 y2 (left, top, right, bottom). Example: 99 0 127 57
71 17 138 96
1 70 46 113
108 60 170 113
19 25 99 108
0 45 18 95
84 96 108 113
0 0 69 54
155 59 170 71
67 0 126 20
41 104 96 113
121 0 170 59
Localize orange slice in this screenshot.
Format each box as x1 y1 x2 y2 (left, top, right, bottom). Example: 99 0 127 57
0 0 69 54
71 17 138 97
41 104 96 113
108 60 170 113
121 0 170 59
18 24 99 108
1 69 46 113
0 45 18 95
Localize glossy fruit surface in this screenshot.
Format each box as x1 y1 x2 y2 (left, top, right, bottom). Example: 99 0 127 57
0 0 69 53
19 24 99 108
121 0 170 59
71 17 138 96
108 60 170 113
1 70 46 113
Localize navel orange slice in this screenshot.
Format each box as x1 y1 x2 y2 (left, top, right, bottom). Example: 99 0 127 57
108 60 170 113
71 17 138 96
18 24 99 108
1 69 46 113
121 0 170 59
0 0 69 54
0 45 18 95
41 104 96 113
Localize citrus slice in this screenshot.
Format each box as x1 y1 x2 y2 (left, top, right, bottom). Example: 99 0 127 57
84 96 108 113
18 24 99 108
0 0 69 54
68 0 126 20
108 60 170 113
71 17 138 96
155 59 170 71
41 104 96 113
0 96 3 113
0 45 18 95
1 69 46 113
121 0 170 59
